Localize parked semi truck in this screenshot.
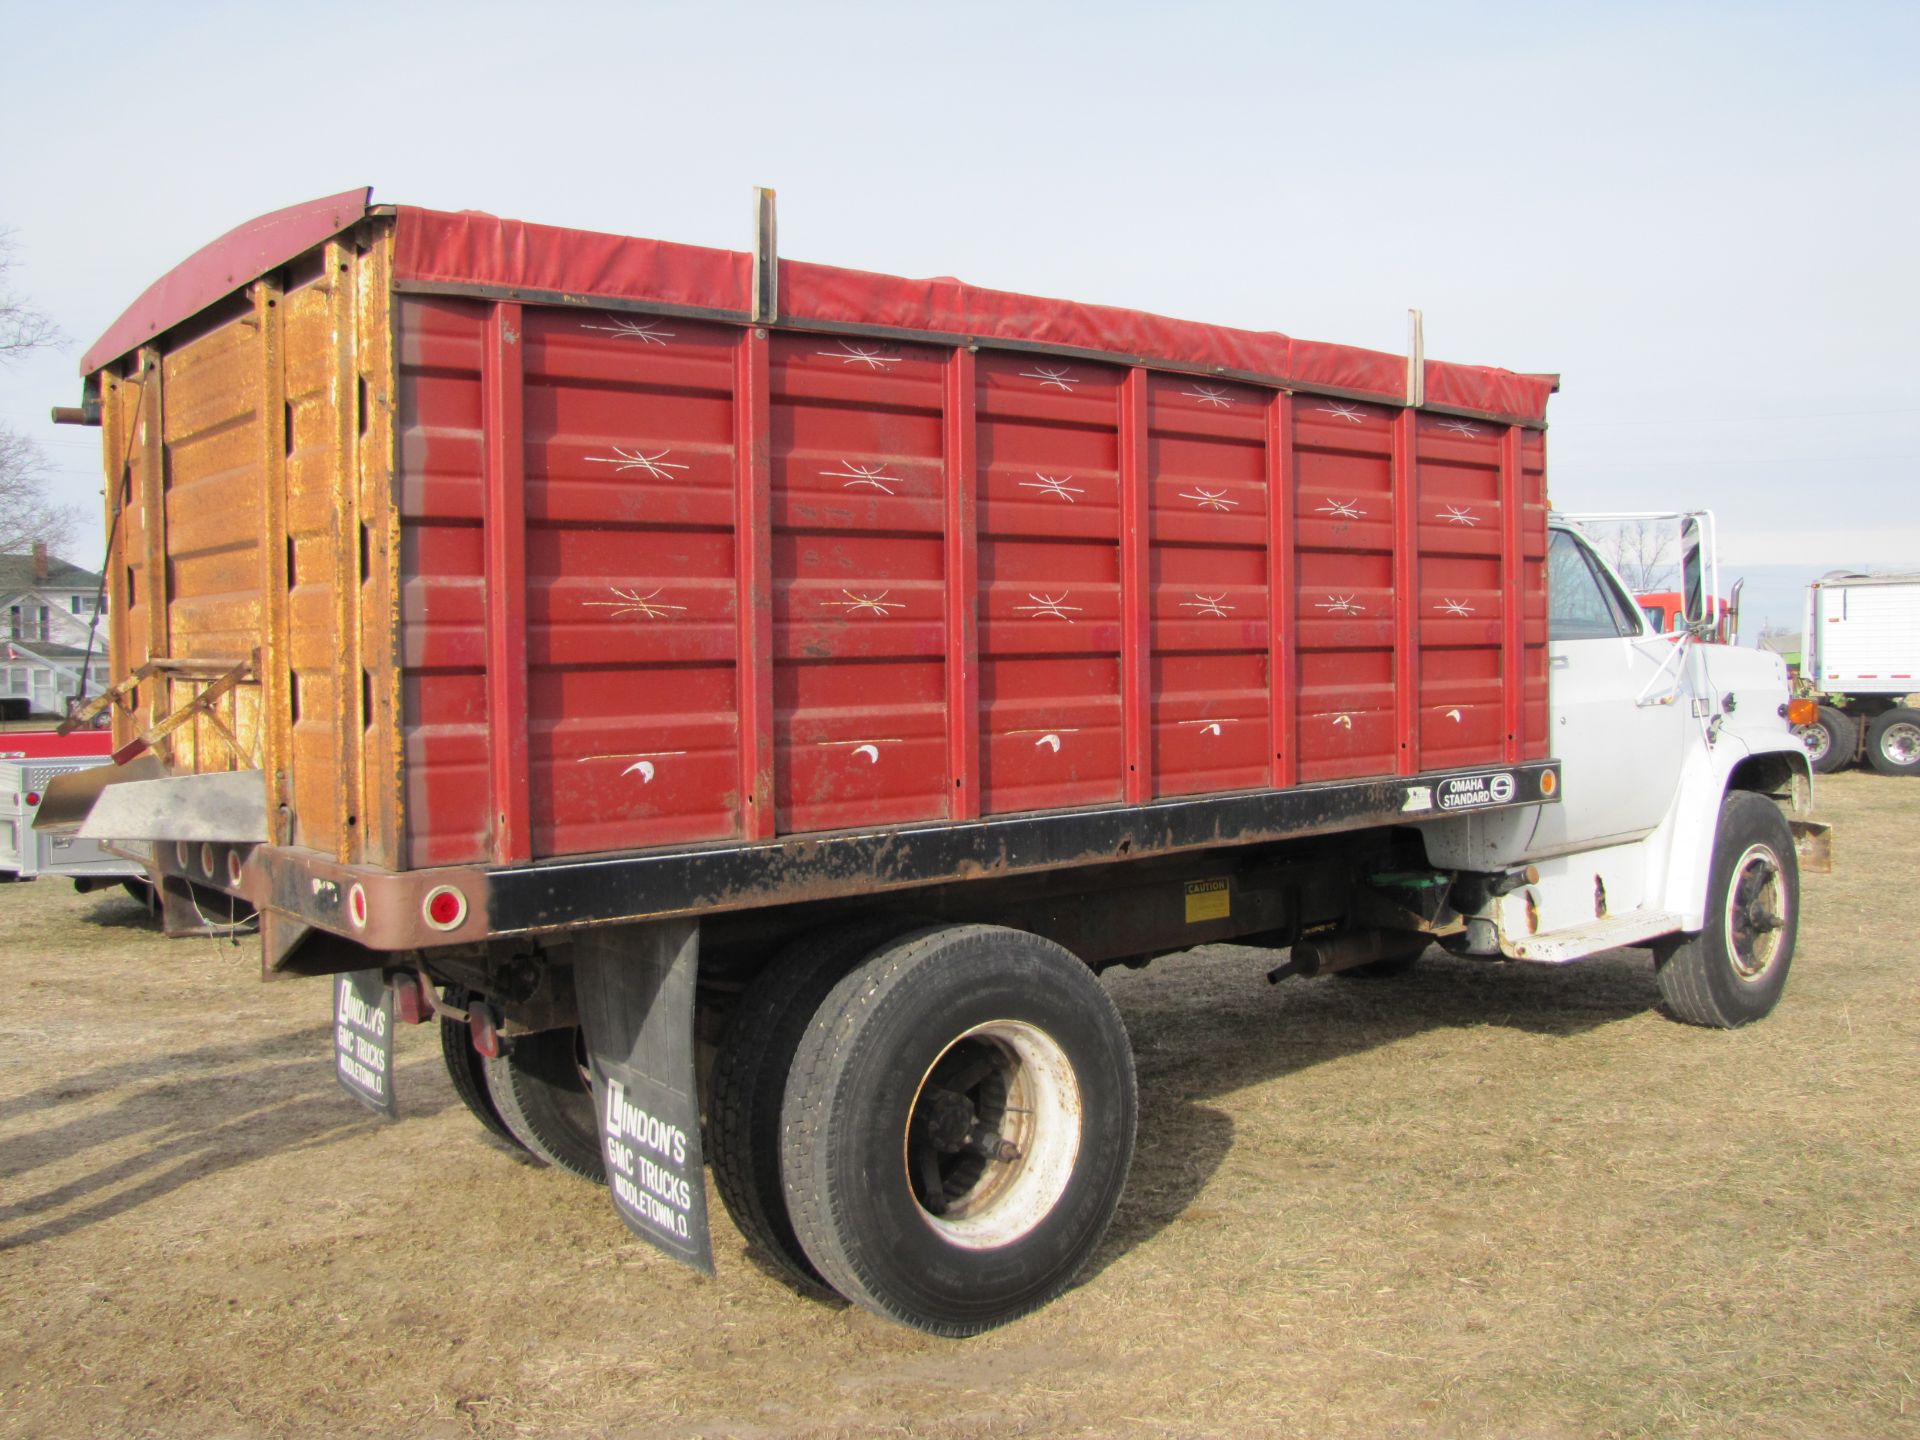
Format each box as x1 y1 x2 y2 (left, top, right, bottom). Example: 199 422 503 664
1792 571 1920 775
42 189 1827 1335
0 721 146 891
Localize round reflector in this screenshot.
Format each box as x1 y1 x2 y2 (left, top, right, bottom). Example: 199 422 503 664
347 883 368 929
423 884 467 931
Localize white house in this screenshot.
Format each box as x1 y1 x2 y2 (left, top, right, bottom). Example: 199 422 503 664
0 543 110 716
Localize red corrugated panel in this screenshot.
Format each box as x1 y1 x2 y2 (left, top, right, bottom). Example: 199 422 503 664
1146 375 1271 798
1413 414 1507 771
976 353 1127 813
397 296 491 866
1291 395 1398 782
769 334 950 833
521 308 744 857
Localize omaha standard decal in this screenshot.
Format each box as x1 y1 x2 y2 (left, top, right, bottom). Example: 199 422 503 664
1436 771 1519 812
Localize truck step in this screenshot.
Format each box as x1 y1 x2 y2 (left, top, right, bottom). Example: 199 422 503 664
1505 909 1687 964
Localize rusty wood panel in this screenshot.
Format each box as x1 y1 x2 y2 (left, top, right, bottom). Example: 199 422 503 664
356 230 403 868
326 239 366 862
100 365 140 752
482 301 531 864
255 278 293 836
137 346 169 739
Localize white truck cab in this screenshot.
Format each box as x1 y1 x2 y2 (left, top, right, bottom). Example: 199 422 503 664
1421 511 1825 1026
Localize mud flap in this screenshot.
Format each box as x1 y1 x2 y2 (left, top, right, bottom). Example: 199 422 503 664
574 918 713 1275
332 969 397 1117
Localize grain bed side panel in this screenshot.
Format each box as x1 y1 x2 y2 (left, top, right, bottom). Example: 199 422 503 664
407 303 1551 868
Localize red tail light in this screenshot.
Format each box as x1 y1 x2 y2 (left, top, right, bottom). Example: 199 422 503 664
392 973 428 1026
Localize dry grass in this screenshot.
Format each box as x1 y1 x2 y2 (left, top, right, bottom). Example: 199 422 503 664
1 772 1916 1438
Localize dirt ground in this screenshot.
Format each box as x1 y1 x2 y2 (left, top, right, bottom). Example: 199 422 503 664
2 774 1916 1440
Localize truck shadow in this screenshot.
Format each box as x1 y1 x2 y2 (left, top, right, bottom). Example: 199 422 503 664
0 1052 453 1252
1086 943 1663 1280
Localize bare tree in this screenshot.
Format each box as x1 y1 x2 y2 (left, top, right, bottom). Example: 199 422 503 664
1593 518 1677 593
0 228 80 556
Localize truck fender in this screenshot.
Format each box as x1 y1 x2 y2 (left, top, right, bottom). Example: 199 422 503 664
1647 740 1810 932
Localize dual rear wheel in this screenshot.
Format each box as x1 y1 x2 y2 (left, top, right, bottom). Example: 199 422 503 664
714 923 1138 1336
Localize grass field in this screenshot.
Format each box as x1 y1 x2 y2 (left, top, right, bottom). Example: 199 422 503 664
2 772 1915 1438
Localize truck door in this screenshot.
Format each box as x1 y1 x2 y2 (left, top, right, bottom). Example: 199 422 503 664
1526 527 1688 856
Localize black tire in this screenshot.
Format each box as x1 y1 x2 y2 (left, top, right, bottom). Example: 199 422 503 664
708 917 914 1294
781 925 1137 1336
1865 707 1920 777
439 996 524 1150
1798 705 1856 774
1655 791 1798 1028
483 1027 605 1181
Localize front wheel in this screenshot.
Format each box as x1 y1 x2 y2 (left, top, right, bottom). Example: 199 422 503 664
1865 707 1920 777
1654 791 1798 1028
780 925 1137 1336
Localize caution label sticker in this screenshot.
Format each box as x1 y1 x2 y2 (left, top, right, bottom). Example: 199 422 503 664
1184 878 1231 923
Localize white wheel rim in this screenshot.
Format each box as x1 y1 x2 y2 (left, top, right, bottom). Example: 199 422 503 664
903 1020 1082 1250
1795 723 1830 761
1723 843 1788 982
1880 721 1920 765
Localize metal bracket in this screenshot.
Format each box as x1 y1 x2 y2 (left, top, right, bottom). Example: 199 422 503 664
62 651 260 766
751 186 778 325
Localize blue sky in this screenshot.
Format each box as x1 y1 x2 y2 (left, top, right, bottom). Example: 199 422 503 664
3 0 1915 603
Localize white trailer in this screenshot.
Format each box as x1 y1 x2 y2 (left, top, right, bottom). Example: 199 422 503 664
1794 573 1920 776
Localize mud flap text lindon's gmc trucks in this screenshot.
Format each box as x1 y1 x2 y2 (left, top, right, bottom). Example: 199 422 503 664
43 190 1827 1335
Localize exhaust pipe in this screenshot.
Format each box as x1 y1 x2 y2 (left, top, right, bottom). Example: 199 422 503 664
1267 930 1427 984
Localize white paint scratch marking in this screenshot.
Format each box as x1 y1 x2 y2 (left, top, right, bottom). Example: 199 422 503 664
1316 498 1366 520
582 317 674 345
1332 713 1354 729
1317 403 1366 424
1020 473 1084 503
1180 594 1235 617
1436 419 1482 437
823 460 900 494
1436 598 1476 617
1181 487 1239 512
1182 384 1234 408
1315 594 1365 616
586 446 690 482
817 341 901 370
1439 505 1481 526
824 590 903 618
1014 592 1082 622
1187 720 1228 738
1444 708 1463 722
1034 733 1063 753
1020 365 1077 392
585 587 687 621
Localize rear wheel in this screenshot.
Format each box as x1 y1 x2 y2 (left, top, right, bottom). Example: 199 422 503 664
1865 707 1920 776
780 925 1137 1336
483 1027 604 1180
707 917 914 1293
1797 705 1856 774
1655 791 1797 1028
439 993 524 1151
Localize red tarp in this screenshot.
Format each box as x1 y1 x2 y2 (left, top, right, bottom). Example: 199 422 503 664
86 191 1555 424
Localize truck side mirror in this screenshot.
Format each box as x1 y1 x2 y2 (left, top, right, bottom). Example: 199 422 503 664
1681 515 1706 628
